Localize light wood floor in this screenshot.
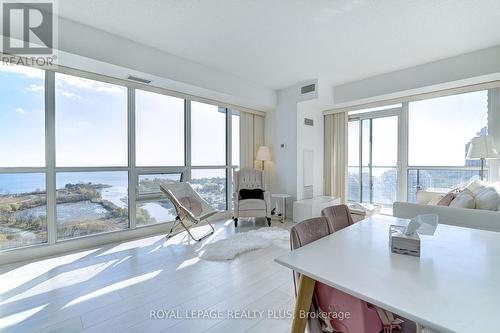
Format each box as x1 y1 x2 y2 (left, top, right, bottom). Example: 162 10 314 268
0 219 296 333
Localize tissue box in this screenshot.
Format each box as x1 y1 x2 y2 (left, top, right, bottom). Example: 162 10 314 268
389 225 421 257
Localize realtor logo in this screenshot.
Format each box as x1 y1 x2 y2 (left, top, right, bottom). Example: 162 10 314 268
1 0 57 67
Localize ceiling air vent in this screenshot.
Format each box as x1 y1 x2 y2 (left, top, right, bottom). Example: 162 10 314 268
301 83 316 95
304 118 314 126
127 75 152 84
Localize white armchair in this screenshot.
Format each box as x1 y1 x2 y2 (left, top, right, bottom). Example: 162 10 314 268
233 168 271 227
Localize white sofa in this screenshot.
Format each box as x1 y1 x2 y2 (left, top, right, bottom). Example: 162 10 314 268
393 189 500 232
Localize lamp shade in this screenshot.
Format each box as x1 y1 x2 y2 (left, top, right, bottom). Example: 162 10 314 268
466 136 499 160
256 146 271 161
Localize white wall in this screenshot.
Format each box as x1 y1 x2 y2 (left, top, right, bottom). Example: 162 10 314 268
267 80 326 218
332 45 500 107
56 16 276 112
296 105 324 200
273 86 299 201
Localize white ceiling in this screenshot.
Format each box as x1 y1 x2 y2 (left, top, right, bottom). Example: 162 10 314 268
58 0 500 90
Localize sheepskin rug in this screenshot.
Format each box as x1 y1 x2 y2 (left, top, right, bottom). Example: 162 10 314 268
198 227 289 261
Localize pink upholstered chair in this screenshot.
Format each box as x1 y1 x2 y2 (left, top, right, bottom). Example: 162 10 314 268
290 216 406 333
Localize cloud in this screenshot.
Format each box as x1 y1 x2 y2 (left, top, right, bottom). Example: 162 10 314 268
25 84 44 92
56 74 124 94
15 107 25 115
56 88 82 100
0 64 44 79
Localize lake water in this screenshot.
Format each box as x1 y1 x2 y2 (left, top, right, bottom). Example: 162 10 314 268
13 201 110 223
0 171 128 208
1 172 128 223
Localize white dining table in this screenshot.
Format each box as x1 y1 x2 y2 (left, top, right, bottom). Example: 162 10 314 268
275 215 500 333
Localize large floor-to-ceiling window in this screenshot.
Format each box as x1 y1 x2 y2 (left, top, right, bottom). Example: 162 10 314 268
407 90 489 202
0 65 47 249
347 89 494 206
348 105 400 206
0 62 240 251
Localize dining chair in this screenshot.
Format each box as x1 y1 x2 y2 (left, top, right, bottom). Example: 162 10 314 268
290 217 332 333
321 204 354 232
290 216 406 333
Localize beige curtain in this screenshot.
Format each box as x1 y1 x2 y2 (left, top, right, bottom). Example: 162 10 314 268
240 112 265 169
324 112 348 203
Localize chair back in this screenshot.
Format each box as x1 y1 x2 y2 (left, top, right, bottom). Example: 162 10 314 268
290 217 331 250
290 215 383 333
290 217 331 333
321 204 354 232
160 182 216 219
234 168 265 192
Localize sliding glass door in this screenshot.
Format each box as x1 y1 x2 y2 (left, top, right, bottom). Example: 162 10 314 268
348 111 399 206
347 89 496 209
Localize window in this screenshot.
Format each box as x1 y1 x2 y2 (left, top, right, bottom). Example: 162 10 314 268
136 173 182 226
347 121 360 202
137 173 183 195
136 90 185 166
191 102 226 166
232 111 240 166
191 169 227 211
1 63 238 251
348 115 398 206
407 90 489 201
0 64 45 167
0 64 47 250
0 173 47 250
56 171 128 240
55 73 128 167
190 101 229 211
347 89 493 206
409 91 488 166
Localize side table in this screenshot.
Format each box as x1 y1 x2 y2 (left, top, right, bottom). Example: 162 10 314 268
271 194 291 223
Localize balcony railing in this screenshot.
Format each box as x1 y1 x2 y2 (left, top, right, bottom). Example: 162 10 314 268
407 168 486 203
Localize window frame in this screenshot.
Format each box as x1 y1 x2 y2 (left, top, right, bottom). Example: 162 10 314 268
0 64 239 251
348 107 401 205
347 88 496 205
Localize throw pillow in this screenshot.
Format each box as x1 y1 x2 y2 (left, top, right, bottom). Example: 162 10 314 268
437 188 460 206
239 188 264 200
449 189 475 209
465 179 488 193
475 188 500 211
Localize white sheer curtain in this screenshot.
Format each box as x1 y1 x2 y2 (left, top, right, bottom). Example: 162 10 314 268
324 112 348 202
240 112 265 169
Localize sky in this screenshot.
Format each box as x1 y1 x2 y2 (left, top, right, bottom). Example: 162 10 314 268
0 63 239 170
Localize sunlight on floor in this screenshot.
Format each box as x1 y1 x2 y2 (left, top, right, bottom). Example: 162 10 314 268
176 257 200 270
98 236 164 256
62 269 163 309
2 261 116 305
0 304 47 330
0 248 101 294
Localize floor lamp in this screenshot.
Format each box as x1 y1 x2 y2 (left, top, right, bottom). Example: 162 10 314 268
466 136 499 180
256 146 271 171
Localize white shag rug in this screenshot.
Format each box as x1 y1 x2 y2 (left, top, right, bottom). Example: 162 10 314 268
198 227 289 261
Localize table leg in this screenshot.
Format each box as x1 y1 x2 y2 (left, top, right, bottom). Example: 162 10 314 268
291 274 316 333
